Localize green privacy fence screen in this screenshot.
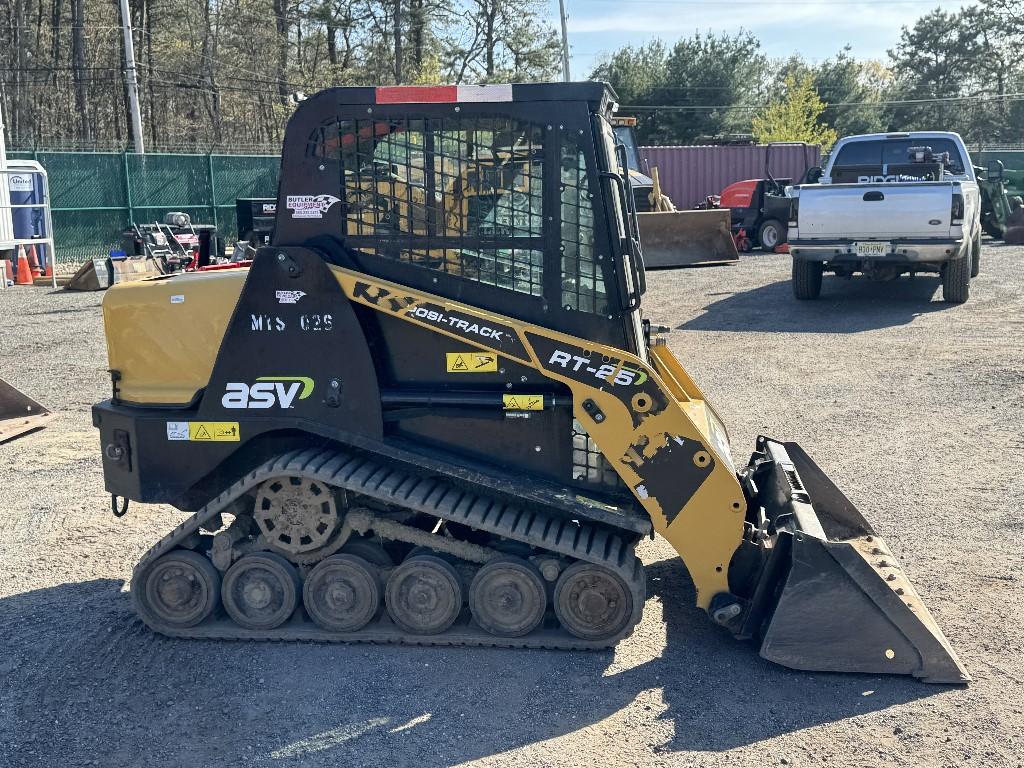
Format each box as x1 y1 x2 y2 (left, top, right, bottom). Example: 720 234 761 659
7 151 280 265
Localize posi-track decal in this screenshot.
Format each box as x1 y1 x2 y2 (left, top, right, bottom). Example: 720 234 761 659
351 281 529 361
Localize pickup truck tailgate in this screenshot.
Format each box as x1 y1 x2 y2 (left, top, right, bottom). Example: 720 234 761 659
799 182 953 238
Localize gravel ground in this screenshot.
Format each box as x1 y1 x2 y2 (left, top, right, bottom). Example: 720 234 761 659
1 244 1022 767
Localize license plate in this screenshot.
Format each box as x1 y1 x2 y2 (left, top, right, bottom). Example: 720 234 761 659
854 241 889 258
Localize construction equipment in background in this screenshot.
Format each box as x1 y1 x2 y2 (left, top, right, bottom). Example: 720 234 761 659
720 141 817 252
0 379 54 443
66 213 235 291
611 117 738 267
123 213 224 271
65 251 162 291
93 83 967 684
1004 196 1024 244
236 198 278 248
978 161 1012 238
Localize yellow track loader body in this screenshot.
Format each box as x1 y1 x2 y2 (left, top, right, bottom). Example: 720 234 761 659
93 82 966 683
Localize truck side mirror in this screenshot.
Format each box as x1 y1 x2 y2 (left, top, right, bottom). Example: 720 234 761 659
987 160 1005 182
805 166 823 184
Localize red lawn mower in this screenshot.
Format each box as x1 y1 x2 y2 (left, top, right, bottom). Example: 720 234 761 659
719 142 819 252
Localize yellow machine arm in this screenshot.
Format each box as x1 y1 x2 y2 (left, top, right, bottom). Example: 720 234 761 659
333 265 745 611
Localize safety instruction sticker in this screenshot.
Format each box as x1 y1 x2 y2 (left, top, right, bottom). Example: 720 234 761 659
446 352 498 373
166 421 240 442
503 394 544 411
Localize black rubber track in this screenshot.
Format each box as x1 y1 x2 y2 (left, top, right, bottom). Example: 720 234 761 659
132 448 647 650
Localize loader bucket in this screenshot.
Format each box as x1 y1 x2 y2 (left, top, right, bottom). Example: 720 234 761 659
637 209 739 268
0 379 55 444
65 256 163 291
734 437 969 684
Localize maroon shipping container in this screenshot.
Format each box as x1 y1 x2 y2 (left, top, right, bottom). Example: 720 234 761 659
639 144 821 210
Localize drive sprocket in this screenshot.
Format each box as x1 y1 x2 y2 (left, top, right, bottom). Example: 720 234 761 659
252 476 349 563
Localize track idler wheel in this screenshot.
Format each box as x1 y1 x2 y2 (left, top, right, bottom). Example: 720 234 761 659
386 555 463 634
303 554 381 632
222 552 300 630
139 550 221 628
469 556 547 637
554 561 633 641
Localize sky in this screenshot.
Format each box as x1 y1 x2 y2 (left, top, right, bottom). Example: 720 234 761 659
555 0 971 77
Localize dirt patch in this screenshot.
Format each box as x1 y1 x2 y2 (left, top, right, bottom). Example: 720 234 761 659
1 245 1022 767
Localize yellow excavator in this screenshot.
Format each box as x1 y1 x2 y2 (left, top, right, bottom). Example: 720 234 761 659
93 83 966 683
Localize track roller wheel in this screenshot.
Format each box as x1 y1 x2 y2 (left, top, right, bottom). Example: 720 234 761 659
222 552 300 630
303 554 381 632
139 550 221 629
385 555 463 634
554 561 633 641
340 537 394 568
469 556 547 638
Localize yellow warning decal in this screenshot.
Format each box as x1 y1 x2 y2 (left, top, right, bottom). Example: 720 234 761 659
166 421 240 442
446 352 498 373
503 394 544 411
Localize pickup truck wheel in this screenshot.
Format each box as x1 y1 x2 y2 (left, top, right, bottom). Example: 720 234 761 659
792 259 823 300
757 219 784 251
970 232 981 278
942 254 970 303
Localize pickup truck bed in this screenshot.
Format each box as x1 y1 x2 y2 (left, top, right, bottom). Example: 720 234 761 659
787 132 981 303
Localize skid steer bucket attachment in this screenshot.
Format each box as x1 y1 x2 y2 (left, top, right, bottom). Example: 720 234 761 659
637 209 739 268
730 437 969 683
0 379 55 444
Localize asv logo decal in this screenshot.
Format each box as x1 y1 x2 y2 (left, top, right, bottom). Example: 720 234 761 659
547 350 648 386
222 377 315 409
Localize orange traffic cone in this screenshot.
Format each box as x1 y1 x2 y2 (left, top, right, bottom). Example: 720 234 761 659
15 246 33 285
27 245 42 277
44 259 53 278
2 258 12 285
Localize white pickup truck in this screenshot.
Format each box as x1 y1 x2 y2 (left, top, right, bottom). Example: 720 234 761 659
788 131 981 303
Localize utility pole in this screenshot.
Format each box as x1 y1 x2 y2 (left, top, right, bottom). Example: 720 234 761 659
558 0 570 82
394 0 403 84
118 0 146 153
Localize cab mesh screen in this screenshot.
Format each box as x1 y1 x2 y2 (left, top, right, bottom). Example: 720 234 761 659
326 117 544 297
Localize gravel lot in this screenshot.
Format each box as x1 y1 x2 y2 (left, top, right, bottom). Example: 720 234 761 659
1 244 1022 768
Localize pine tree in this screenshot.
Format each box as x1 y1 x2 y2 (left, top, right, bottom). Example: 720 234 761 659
751 73 838 150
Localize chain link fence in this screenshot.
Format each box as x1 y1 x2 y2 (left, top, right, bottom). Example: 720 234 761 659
6 151 280 266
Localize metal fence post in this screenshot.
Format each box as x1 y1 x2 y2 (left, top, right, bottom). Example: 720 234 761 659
207 153 219 231
123 151 134 227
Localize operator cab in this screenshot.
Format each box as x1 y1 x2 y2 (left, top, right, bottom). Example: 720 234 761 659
274 82 647 356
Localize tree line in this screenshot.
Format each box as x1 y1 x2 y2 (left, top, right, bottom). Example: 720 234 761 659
0 0 561 151
1 0 1022 152
594 0 1024 148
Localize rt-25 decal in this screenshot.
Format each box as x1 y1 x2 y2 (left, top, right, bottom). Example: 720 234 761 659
547 350 648 386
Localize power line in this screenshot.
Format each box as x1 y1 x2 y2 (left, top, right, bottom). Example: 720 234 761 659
623 91 1024 112
581 0 961 4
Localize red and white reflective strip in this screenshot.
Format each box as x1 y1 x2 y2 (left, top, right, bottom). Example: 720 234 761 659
375 84 513 104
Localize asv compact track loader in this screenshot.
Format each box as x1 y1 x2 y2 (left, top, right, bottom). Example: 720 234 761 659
93 83 967 682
